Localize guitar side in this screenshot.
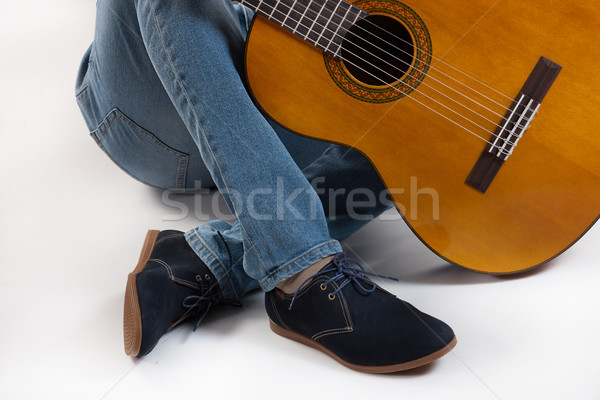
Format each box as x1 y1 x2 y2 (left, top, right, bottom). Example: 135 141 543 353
244 0 600 273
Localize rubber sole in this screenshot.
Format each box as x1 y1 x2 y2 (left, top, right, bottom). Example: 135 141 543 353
269 320 457 373
123 230 160 357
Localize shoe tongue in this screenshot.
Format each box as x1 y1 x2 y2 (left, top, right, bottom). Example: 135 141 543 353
276 256 335 294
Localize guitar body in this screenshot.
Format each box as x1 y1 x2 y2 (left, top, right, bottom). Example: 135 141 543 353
244 0 600 273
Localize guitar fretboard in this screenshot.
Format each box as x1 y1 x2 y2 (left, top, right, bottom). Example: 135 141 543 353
239 0 368 57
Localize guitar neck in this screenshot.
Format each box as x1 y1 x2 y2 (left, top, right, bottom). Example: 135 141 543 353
239 0 368 57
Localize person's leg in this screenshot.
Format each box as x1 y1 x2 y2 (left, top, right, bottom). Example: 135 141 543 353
76 0 456 368
75 2 329 192
76 0 332 355
76 0 390 295
228 5 393 242
303 145 392 241
131 0 344 298
75 0 341 298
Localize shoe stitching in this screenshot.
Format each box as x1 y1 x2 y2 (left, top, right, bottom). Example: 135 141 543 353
280 277 354 330
171 277 203 290
279 278 354 340
310 280 353 339
269 294 292 331
149 258 174 278
286 279 352 328
338 283 354 329
331 278 354 329
330 281 352 328
148 258 202 289
154 232 184 247
312 327 353 341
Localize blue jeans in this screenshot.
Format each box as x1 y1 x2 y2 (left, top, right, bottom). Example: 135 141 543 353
75 0 391 300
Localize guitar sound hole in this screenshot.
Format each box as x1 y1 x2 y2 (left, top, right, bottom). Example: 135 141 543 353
341 15 415 87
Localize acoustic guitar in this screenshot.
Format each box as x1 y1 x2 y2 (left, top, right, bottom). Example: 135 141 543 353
241 0 600 274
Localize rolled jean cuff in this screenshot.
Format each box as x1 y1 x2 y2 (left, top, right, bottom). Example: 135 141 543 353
184 229 240 301
258 240 343 292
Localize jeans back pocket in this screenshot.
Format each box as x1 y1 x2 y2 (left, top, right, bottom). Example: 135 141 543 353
91 108 189 190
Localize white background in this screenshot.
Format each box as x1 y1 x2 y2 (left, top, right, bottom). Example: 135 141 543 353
1 1 599 399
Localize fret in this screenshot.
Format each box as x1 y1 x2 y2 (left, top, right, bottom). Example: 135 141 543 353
258 0 269 17
314 1 336 49
305 1 327 46
295 1 320 41
240 0 260 11
270 0 290 23
348 5 365 25
239 0 369 56
324 0 350 56
282 0 298 29
254 0 273 19
282 0 305 32
293 0 311 35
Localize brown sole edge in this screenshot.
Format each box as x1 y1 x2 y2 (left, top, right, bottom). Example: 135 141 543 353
269 320 457 374
123 230 160 357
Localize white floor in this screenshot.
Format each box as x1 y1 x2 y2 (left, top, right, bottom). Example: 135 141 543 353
1 1 600 399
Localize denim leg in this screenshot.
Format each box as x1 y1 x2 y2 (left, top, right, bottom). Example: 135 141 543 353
76 0 389 300
75 1 329 191
131 0 342 297
302 145 393 241
184 145 392 298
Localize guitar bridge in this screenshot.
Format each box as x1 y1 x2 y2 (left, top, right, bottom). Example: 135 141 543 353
465 56 562 193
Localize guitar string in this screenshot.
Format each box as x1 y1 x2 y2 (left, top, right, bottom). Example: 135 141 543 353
254 2 528 152
253 0 529 146
308 0 516 116
293 0 533 147
255 7 510 152
258 7 522 154
343 2 516 104
254 0 516 111
319 15 513 127
342 31 512 124
293 0 526 126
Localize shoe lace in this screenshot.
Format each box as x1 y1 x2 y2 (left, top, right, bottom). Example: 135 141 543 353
289 252 399 310
182 286 242 331
181 231 241 331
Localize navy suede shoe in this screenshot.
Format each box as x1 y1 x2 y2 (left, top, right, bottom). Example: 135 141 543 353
123 230 239 357
265 253 456 373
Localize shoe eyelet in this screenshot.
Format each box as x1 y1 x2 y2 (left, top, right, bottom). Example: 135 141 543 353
320 283 327 291
204 274 212 281
328 293 335 301
195 275 202 282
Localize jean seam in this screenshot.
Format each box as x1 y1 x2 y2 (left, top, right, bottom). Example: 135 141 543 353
93 108 189 189
146 0 273 274
104 3 145 44
114 109 188 159
90 113 187 190
75 84 89 98
176 154 188 190
242 4 252 31
91 111 118 143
